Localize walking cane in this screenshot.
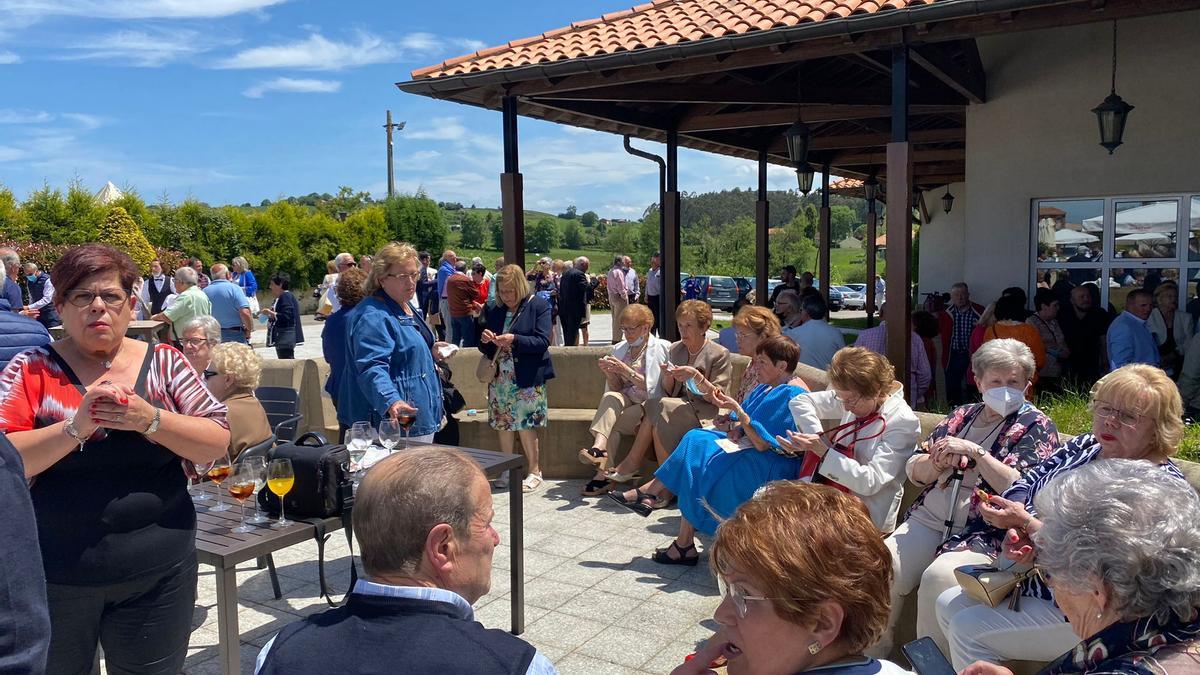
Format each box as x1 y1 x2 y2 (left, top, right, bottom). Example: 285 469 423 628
941 456 971 544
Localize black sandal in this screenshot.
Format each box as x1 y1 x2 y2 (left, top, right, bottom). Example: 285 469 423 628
607 488 648 512
581 478 614 497
578 447 608 467
630 492 662 518
652 541 699 566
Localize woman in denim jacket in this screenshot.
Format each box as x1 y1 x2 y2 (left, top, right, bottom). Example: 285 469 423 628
337 243 448 442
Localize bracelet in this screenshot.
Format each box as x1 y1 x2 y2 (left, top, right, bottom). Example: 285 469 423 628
63 417 88 452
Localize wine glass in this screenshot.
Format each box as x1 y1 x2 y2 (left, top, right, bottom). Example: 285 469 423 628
395 402 417 450
267 458 295 529
346 425 370 489
228 464 258 534
242 457 270 525
188 458 217 502
378 418 401 454
206 454 233 512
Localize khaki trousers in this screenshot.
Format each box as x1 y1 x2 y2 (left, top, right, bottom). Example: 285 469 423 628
609 294 628 344
645 396 716 458
589 391 646 464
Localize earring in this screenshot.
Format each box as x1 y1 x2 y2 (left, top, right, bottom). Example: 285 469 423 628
808 642 823 655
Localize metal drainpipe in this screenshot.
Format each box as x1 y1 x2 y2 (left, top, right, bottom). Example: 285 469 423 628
623 135 668 327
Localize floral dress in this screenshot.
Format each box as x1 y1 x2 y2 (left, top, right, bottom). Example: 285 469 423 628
907 402 1060 555
488 310 549 431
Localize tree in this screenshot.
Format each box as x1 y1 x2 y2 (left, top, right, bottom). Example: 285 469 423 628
527 217 559 253
829 204 859 242
562 220 584 249
603 223 639 256
22 184 71 244
489 214 505 250
557 205 577 220
384 192 448 253
459 212 486 249
99 206 156 274
0 185 26 240
580 210 599 227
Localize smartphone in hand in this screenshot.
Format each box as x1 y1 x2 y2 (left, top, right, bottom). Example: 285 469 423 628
901 637 956 675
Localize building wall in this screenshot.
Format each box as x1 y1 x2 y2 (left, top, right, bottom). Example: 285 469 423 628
918 181 965 295
919 11 1200 304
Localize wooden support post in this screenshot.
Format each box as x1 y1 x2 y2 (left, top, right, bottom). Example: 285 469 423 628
886 46 913 402
501 96 525 265
755 150 770 306
865 195 879 327
818 166 832 307
663 131 682 341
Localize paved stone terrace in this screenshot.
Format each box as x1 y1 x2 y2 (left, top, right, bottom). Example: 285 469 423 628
172 478 722 675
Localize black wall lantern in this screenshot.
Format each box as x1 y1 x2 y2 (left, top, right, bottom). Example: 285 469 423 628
796 163 815 195
1093 22 1134 154
942 186 955 214
785 119 811 166
864 174 879 202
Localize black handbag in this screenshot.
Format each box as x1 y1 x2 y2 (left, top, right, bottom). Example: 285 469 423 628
257 432 350 518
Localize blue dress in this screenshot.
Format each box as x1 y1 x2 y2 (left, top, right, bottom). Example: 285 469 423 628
655 383 806 535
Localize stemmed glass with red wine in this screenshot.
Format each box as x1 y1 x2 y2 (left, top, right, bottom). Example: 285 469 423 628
395 401 417 449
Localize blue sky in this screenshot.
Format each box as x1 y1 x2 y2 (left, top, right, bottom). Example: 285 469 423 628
0 0 803 220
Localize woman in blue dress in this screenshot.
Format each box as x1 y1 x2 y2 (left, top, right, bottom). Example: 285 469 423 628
652 336 807 565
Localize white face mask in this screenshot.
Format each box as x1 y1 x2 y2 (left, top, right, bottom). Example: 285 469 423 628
983 386 1025 416
627 335 645 347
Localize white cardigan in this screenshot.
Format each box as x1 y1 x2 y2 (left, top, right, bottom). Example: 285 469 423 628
789 385 921 533
1147 308 1193 355
608 337 672 399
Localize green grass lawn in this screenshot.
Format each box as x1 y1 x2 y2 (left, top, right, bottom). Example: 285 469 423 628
828 247 886 285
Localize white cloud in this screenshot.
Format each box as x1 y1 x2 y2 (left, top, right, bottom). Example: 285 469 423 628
0 108 53 124
216 31 399 70
0 145 29 162
0 50 20 63
0 0 287 20
409 150 441 161
406 117 469 141
54 28 236 66
60 112 104 130
242 77 341 98
398 32 440 52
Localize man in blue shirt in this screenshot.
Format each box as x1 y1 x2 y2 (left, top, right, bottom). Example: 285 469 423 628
433 250 457 341
1107 288 1159 370
255 448 557 675
204 263 253 343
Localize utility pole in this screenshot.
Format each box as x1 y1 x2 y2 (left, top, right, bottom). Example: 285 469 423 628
384 110 406 198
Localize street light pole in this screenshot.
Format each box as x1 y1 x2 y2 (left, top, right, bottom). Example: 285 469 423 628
384 110 406 198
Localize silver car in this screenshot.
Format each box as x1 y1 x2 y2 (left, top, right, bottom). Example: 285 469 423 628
836 285 866 310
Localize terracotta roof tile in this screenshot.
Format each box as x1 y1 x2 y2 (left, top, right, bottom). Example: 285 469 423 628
412 0 950 79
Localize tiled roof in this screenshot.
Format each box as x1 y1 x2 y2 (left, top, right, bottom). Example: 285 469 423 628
412 0 942 79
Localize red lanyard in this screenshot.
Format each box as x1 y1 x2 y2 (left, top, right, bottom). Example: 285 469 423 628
798 412 887 493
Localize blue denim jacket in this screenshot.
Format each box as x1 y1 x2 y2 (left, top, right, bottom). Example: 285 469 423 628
337 293 443 436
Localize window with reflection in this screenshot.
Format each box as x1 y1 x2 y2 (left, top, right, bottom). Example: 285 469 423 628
1035 200 1104 263
1113 200 1178 259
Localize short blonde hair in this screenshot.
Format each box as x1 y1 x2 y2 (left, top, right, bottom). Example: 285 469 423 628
1090 364 1183 457
209 342 262 391
1153 281 1179 307
621 303 653 328
828 346 895 398
710 481 892 653
494 264 530 301
676 299 713 329
733 305 781 338
364 242 419 295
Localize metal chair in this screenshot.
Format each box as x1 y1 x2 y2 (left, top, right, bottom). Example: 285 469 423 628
255 386 303 443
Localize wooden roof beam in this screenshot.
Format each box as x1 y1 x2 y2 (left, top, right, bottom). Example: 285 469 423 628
910 41 986 104
678 104 962 132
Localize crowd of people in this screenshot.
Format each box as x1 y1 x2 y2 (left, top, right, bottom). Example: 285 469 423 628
3 240 1200 675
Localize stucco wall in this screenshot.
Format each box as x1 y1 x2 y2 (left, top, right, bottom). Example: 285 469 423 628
920 11 1200 303
917 181 965 295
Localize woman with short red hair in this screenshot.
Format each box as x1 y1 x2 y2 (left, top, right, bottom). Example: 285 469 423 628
0 244 230 674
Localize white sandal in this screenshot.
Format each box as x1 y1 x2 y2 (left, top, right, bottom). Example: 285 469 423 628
521 472 543 493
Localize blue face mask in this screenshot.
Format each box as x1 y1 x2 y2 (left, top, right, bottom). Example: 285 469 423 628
685 377 704 397
26 274 37 283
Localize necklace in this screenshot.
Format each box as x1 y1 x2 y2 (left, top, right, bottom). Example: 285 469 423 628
685 341 704 358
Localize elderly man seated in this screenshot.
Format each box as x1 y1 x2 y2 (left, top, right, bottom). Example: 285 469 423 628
205 342 272 460
255 448 556 674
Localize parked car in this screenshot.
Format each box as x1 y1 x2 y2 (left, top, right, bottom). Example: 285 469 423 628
732 277 753 301
846 283 867 294
688 275 740 309
745 278 783 305
836 285 865 310
813 280 843 312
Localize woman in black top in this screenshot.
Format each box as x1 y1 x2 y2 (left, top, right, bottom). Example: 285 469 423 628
0 244 230 675
261 272 304 359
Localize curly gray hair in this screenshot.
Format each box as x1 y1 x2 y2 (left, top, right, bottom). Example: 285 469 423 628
1033 459 1200 623
971 338 1036 383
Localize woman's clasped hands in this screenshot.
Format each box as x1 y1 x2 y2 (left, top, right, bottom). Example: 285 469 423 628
83 381 156 435
481 329 514 349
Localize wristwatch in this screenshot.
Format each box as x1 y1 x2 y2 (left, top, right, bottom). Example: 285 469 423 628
971 444 986 459
144 408 162 436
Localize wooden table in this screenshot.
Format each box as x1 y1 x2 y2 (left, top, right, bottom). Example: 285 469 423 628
50 320 169 343
194 444 527 675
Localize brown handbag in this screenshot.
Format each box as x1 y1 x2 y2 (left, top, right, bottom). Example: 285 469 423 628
953 563 1034 611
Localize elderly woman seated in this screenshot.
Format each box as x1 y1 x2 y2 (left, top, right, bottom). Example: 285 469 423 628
672 481 910 675
962 459 1200 675
607 300 732 512
578 304 671 496
872 339 1060 657
649 336 807 565
779 347 922 534
179 314 221 375
206 342 273 460
937 363 1189 668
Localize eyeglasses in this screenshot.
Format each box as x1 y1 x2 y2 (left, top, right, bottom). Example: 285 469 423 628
718 577 803 619
734 331 756 341
620 324 642 332
65 288 130 308
382 272 420 284
202 369 219 380
1092 401 1147 427
832 391 863 408
180 338 210 348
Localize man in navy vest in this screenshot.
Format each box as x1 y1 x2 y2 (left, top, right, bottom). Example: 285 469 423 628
141 259 175 317
255 448 556 675
21 262 60 328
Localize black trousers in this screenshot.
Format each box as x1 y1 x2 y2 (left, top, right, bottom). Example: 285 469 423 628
275 347 295 359
561 314 584 346
647 295 661 335
45 551 197 675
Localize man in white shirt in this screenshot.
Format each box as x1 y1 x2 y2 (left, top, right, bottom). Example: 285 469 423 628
622 255 639 303
325 252 356 316
140 259 176 317
784 294 845 370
